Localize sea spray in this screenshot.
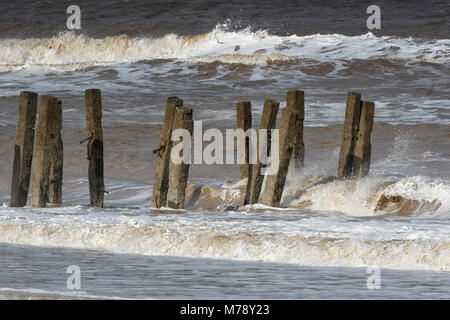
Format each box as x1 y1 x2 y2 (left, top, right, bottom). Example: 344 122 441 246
1 26 448 72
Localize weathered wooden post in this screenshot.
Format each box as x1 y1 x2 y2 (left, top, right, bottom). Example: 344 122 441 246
49 99 63 205
287 90 305 169
85 89 104 208
151 97 183 208
353 101 375 178
236 101 252 180
245 99 279 205
10 91 38 207
31 96 58 207
337 92 361 179
167 107 193 209
261 107 299 207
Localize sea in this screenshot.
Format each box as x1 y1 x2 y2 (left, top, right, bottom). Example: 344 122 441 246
0 0 449 299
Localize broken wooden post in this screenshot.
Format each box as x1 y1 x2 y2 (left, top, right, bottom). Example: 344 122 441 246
236 101 252 180
49 99 63 205
151 97 183 208
337 92 361 179
85 89 104 208
31 96 58 208
353 101 375 178
10 91 38 207
245 99 279 205
261 107 299 207
287 90 305 169
167 107 193 209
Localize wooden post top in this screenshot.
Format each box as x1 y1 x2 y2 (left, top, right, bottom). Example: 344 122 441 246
167 96 184 108
20 91 38 101
39 95 58 104
286 90 305 120
260 100 280 129
237 101 251 108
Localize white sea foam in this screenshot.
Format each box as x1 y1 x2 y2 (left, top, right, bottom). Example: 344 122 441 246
287 176 450 218
0 195 448 272
0 24 448 72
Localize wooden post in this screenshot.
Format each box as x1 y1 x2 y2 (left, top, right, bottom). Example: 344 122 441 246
261 107 299 207
337 92 361 178
151 97 183 208
353 101 375 178
85 89 104 208
287 90 305 169
167 107 193 209
245 99 279 205
49 99 63 204
10 91 38 207
236 101 252 180
31 96 58 208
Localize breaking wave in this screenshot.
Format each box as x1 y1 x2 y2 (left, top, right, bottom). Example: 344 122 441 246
184 175 450 218
0 204 448 272
285 176 450 218
1 175 449 272
0 23 448 71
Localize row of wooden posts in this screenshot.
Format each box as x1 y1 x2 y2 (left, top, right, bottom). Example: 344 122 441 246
10 89 374 210
10 90 104 208
149 90 374 209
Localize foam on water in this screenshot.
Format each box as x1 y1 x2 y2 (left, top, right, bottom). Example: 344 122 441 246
0 24 448 72
286 176 450 218
0 174 449 272
0 24 448 126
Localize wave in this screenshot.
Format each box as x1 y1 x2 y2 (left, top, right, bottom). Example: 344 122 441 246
0 209 448 272
184 175 450 218
0 23 448 71
284 176 450 218
0 174 448 271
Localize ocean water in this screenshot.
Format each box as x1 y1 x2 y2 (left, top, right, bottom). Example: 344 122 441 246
1 243 449 300
0 0 449 299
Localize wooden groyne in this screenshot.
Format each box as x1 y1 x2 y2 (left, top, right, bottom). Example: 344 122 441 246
338 93 375 179
261 107 299 207
31 96 60 208
10 92 38 207
244 100 279 205
151 97 184 208
286 90 305 169
48 99 63 205
85 89 105 208
9 89 375 209
9 90 105 208
236 101 252 180
167 106 193 209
